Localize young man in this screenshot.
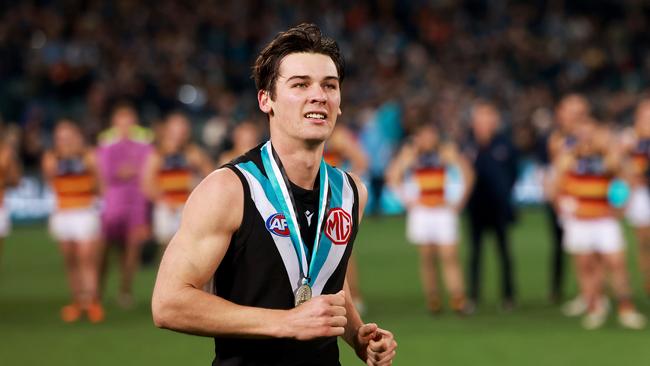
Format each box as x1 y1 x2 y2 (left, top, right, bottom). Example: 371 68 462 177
386 124 474 314
551 119 646 329
141 112 213 249
152 24 396 365
43 120 104 322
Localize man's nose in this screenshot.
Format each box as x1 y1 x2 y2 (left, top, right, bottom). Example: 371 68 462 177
309 85 327 104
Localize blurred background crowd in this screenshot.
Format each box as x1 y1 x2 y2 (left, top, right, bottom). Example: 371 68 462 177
2 0 650 171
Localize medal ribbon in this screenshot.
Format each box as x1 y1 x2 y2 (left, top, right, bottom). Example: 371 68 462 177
261 141 330 287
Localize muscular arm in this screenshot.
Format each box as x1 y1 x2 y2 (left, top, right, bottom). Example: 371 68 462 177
152 168 347 340
152 168 288 338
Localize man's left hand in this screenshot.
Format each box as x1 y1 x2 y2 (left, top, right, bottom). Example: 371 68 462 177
355 323 397 365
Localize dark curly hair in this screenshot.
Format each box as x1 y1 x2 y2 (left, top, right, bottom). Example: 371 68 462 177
252 23 345 100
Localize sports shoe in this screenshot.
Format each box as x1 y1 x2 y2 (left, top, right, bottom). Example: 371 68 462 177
581 298 610 330
618 310 647 330
451 295 470 316
61 303 82 323
562 296 587 317
86 302 105 323
427 297 442 315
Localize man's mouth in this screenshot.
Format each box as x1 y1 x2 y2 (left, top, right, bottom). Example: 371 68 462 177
304 112 327 120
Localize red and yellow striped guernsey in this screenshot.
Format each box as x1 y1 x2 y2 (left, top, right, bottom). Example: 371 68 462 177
562 156 611 218
52 158 96 210
414 166 446 207
158 153 192 207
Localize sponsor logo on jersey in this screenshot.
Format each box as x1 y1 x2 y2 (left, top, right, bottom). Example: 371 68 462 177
266 213 290 237
325 208 352 245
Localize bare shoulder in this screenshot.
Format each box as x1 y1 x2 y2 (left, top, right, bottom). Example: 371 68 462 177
181 167 244 234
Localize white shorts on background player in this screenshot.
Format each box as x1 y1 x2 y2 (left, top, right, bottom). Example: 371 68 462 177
562 217 624 254
0 207 11 238
49 207 100 242
407 205 458 245
625 186 650 227
153 203 183 244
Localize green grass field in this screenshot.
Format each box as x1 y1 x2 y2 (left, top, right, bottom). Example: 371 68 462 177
1 207 649 365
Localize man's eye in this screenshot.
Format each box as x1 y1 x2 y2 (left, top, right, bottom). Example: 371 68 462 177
293 83 308 88
324 84 338 90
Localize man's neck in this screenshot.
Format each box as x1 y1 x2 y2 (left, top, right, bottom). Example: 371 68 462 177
270 136 324 190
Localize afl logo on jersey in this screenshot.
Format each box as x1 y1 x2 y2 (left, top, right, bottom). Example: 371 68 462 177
266 213 290 237
325 208 352 245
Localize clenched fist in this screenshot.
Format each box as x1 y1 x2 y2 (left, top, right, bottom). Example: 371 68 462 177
355 323 397 366
284 290 348 340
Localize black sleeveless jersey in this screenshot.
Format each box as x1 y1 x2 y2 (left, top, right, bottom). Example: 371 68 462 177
212 144 360 366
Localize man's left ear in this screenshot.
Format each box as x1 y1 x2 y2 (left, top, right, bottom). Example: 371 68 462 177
338 107 342 116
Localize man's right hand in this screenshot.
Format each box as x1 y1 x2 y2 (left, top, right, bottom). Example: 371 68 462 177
284 290 347 340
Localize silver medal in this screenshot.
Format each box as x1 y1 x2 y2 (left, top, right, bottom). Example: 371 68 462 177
294 283 312 307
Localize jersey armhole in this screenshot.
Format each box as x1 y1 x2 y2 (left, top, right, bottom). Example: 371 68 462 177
223 164 253 244
344 172 361 229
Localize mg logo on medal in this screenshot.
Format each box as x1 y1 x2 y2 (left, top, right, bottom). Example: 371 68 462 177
266 213 290 237
325 208 352 245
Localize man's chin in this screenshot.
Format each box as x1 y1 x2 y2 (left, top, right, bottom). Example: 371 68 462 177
301 129 332 145
304 136 329 147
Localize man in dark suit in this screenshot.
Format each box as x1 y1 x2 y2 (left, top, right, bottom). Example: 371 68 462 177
464 101 519 312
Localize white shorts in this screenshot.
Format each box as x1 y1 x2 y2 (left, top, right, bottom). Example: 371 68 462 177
563 217 624 254
153 204 183 244
0 207 11 238
407 206 458 245
625 186 650 227
49 207 100 242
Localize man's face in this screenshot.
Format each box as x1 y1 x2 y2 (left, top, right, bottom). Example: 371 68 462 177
165 115 190 149
111 108 138 137
472 104 499 143
414 126 438 151
259 52 341 144
55 124 82 156
556 95 589 133
574 121 598 155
